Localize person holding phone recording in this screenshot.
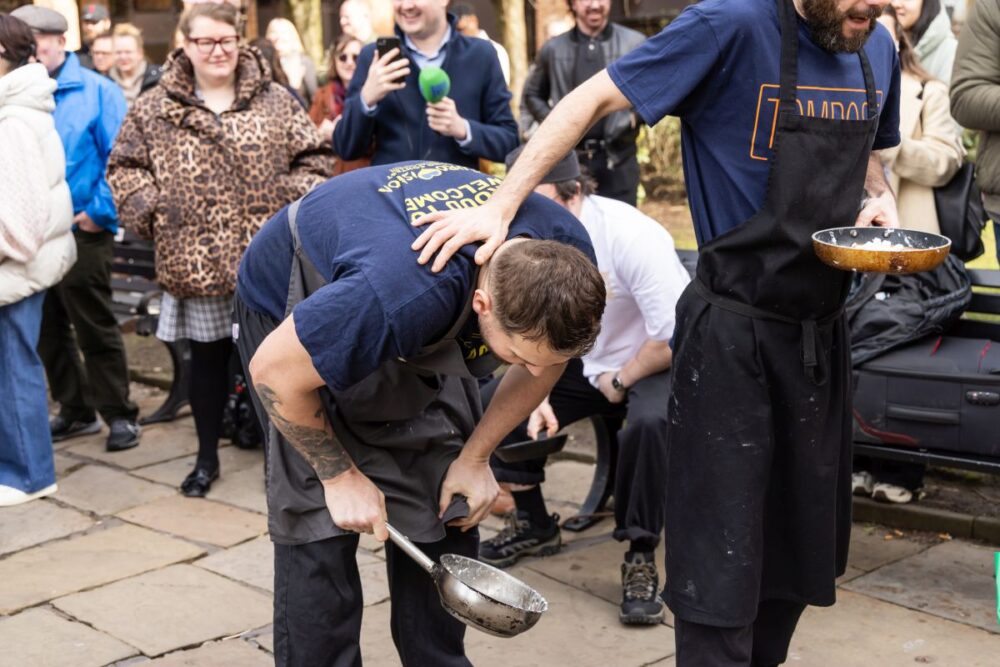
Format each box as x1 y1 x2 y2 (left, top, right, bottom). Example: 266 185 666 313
333 0 517 167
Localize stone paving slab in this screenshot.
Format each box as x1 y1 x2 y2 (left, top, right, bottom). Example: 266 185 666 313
117 495 267 547
542 460 602 507
255 631 274 653
55 465 175 515
360 562 390 607
0 524 204 614
843 539 1000 634
0 607 137 667
196 536 273 591
359 601 401 666
791 589 1000 665
53 564 272 657
466 567 675 666
526 536 671 624
0 499 94 557
846 524 933 573
203 466 267 514
53 451 83 477
132 445 263 486
65 422 199 469
145 639 272 665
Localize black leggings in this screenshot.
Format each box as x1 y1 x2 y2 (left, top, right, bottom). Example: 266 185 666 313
189 338 233 470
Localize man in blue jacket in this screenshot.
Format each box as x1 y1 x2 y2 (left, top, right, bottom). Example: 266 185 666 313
333 0 517 167
13 6 141 452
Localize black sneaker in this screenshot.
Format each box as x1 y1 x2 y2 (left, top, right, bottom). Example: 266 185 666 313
478 511 561 568
106 419 141 452
50 416 101 442
620 552 665 625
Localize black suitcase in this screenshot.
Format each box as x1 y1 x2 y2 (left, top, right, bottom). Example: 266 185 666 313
853 335 1000 458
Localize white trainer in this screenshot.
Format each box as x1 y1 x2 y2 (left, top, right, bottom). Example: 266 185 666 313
852 471 874 497
872 482 913 504
0 483 58 507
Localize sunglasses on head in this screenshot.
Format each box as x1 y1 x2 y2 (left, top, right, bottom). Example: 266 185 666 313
337 52 358 63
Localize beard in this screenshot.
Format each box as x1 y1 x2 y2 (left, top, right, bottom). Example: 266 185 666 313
801 0 880 53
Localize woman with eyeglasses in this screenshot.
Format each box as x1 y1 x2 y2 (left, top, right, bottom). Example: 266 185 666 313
108 2 333 498
308 35 369 175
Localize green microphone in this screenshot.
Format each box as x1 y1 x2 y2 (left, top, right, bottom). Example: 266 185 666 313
418 67 451 104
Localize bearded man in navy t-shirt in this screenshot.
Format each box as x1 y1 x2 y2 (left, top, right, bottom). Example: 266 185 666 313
409 1 903 664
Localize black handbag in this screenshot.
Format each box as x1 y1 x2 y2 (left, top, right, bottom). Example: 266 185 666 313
933 161 987 261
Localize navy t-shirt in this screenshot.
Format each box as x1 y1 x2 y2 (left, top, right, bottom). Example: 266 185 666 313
236 161 595 392
608 0 901 246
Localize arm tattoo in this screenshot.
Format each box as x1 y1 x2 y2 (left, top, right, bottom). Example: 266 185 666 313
256 384 354 480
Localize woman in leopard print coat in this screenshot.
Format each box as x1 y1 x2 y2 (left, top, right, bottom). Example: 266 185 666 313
108 3 333 497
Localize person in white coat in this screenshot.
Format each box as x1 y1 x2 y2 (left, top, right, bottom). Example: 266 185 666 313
0 14 75 507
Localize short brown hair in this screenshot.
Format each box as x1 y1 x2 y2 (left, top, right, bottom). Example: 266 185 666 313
490 240 605 357
179 2 239 38
0 14 36 68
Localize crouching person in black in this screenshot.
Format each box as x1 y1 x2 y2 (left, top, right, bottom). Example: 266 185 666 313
479 150 690 626
233 161 605 666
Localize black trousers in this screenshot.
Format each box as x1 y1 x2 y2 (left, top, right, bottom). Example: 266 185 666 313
674 599 806 667
579 149 640 207
273 528 478 667
485 358 671 552
37 229 138 423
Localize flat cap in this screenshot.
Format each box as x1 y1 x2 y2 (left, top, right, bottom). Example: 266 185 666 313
505 145 581 185
10 5 68 34
80 3 110 22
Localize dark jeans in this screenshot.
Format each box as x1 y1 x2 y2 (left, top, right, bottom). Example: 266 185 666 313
37 229 137 423
485 358 671 553
579 149 640 206
273 528 478 667
674 599 806 667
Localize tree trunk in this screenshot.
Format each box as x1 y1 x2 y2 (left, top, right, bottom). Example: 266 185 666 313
496 0 528 115
285 0 324 68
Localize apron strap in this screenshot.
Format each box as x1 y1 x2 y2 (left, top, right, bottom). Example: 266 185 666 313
858 49 878 118
694 279 841 386
777 0 799 115
283 196 329 319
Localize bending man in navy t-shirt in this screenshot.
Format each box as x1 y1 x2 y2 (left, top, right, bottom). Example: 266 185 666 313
234 161 605 666
410 1 902 664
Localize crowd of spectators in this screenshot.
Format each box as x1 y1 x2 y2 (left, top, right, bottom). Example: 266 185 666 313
0 0 996 550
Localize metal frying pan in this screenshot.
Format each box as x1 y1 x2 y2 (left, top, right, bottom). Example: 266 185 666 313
812 227 951 274
385 523 548 637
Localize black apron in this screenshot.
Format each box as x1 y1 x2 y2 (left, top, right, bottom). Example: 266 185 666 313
663 0 879 627
267 198 500 545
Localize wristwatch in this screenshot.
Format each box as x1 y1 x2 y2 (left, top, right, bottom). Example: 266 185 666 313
611 374 625 392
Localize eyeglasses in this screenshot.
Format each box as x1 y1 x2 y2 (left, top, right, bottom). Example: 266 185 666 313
188 36 239 55
337 52 358 63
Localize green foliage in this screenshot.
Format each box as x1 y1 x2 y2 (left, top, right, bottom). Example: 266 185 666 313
637 117 686 203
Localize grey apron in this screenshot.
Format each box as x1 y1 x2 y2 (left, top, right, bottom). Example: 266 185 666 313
268 198 500 545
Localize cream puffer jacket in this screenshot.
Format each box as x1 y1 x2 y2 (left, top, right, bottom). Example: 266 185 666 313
0 63 75 307
880 74 964 235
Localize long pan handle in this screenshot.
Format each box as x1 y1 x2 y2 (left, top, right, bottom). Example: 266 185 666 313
385 523 437 574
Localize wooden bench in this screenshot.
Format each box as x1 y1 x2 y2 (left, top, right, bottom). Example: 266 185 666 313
111 230 190 425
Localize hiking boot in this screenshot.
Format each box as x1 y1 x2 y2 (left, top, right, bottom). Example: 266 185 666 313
620 552 665 625
872 482 913 504
478 511 561 568
50 416 101 442
106 419 141 452
852 471 874 497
